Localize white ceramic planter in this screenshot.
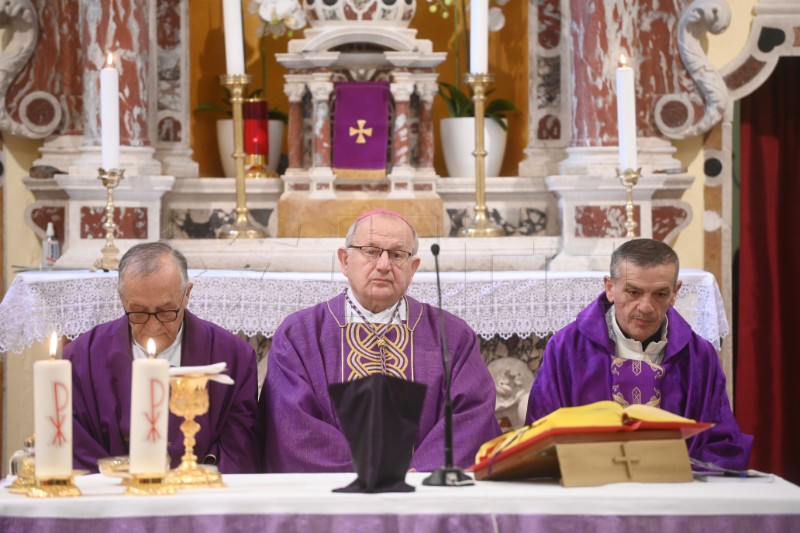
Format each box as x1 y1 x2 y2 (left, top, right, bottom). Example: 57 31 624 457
440 117 507 178
217 119 285 177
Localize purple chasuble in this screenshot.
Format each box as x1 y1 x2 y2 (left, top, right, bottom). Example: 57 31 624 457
64 311 260 474
259 293 501 473
526 292 753 471
610 357 664 407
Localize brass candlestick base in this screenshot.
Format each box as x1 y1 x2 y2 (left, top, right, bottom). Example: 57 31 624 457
245 154 278 179
27 475 82 498
92 168 126 271
217 74 267 239
164 375 225 490
459 73 504 238
8 457 35 494
616 167 642 239
126 473 176 496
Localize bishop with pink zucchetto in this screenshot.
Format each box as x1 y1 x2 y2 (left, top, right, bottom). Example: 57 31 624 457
259 210 501 472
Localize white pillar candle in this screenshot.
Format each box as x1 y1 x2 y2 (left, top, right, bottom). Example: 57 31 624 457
129 339 170 475
100 53 120 170
470 0 489 73
616 54 637 170
34 333 73 478
222 0 245 75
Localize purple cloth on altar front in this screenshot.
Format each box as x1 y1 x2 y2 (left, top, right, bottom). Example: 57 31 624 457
259 293 501 473
332 82 389 173
526 292 753 471
610 357 664 407
64 311 260 473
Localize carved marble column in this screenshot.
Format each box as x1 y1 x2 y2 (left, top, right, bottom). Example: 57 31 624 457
307 72 335 199
414 75 438 178
153 0 198 177
282 75 309 191
387 72 415 198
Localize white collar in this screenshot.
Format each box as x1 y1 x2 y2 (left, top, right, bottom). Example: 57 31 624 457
345 288 406 324
132 323 184 367
606 306 667 364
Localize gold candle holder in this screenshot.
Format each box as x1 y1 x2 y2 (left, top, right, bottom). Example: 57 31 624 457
93 168 126 271
245 154 277 179
126 473 176 496
217 74 267 239
616 167 642 239
164 375 225 489
459 73 504 238
27 475 82 498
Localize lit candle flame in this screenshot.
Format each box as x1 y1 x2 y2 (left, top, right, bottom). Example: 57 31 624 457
619 54 628 67
147 338 156 359
49 331 58 358
106 52 114 68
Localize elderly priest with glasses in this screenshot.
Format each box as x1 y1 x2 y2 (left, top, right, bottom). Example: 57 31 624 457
260 210 501 473
64 241 260 473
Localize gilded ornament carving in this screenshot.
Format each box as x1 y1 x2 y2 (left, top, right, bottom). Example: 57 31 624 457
0 0 62 139
654 0 731 140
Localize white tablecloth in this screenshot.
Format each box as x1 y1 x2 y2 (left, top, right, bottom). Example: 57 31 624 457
0 473 798 532
0 269 729 353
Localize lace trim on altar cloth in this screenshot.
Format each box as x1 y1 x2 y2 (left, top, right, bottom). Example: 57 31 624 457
0 270 728 353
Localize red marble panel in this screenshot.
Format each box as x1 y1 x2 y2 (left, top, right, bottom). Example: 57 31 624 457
6 0 83 135
157 0 181 48
418 97 434 168
288 100 304 169
652 205 688 242
570 0 692 147
80 207 148 239
158 117 182 143
574 205 640 238
30 207 66 243
414 183 433 192
538 0 561 49
724 56 767 91
537 115 560 140
393 100 410 167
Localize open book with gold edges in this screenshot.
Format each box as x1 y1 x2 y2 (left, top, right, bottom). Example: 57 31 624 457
470 401 713 483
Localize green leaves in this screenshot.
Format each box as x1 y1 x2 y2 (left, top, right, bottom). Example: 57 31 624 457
437 82 520 130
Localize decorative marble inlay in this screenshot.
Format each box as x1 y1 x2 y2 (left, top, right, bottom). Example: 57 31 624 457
537 0 561 49
536 56 560 108
156 0 184 143
652 205 689 243
537 115 560 140
446 207 547 238
166 208 273 239
30 207 65 242
724 57 767 91
574 205 641 238
80 207 148 239
304 0 416 26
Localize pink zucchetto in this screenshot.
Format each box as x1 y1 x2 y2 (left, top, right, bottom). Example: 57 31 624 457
355 209 413 229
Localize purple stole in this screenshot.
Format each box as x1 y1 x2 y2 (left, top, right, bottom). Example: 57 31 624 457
610 357 664 407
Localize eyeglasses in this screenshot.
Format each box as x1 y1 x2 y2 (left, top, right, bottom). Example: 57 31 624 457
125 291 187 325
348 245 413 265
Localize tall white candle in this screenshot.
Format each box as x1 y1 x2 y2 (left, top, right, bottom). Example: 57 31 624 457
616 54 637 170
222 0 245 75
470 0 489 73
100 53 120 170
34 333 73 478
129 339 170 475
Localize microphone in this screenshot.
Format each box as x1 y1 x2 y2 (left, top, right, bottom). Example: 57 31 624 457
423 244 475 487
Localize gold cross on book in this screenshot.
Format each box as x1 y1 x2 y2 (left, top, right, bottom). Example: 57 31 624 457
349 120 373 144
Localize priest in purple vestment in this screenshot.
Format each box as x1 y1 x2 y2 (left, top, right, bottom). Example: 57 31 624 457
64 241 260 473
526 238 752 470
260 210 501 472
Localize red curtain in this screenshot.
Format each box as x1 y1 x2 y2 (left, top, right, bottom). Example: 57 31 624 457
737 57 800 483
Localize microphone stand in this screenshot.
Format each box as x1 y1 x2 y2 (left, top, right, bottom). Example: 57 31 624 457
422 244 475 487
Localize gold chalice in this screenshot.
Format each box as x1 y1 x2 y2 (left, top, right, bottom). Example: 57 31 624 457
164 375 224 489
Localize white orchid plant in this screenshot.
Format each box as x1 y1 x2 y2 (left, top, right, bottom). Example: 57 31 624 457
249 0 308 37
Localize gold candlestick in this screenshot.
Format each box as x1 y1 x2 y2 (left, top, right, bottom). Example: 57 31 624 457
93 168 126 271
217 74 268 239
459 73 504 238
164 375 225 489
616 167 642 239
27 475 82 498
126 472 176 496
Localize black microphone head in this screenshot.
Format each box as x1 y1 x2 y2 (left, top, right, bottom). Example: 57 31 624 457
431 243 440 256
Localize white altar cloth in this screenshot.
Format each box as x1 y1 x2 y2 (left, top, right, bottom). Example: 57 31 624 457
0 472 798 533
0 269 728 353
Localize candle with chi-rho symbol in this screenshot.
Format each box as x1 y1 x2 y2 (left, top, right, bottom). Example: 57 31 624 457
129 338 170 475
33 332 73 478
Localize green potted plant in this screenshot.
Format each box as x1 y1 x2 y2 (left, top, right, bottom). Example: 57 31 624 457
428 0 519 177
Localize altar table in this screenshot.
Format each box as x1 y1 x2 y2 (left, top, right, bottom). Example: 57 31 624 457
1 472 798 533
0 269 728 353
